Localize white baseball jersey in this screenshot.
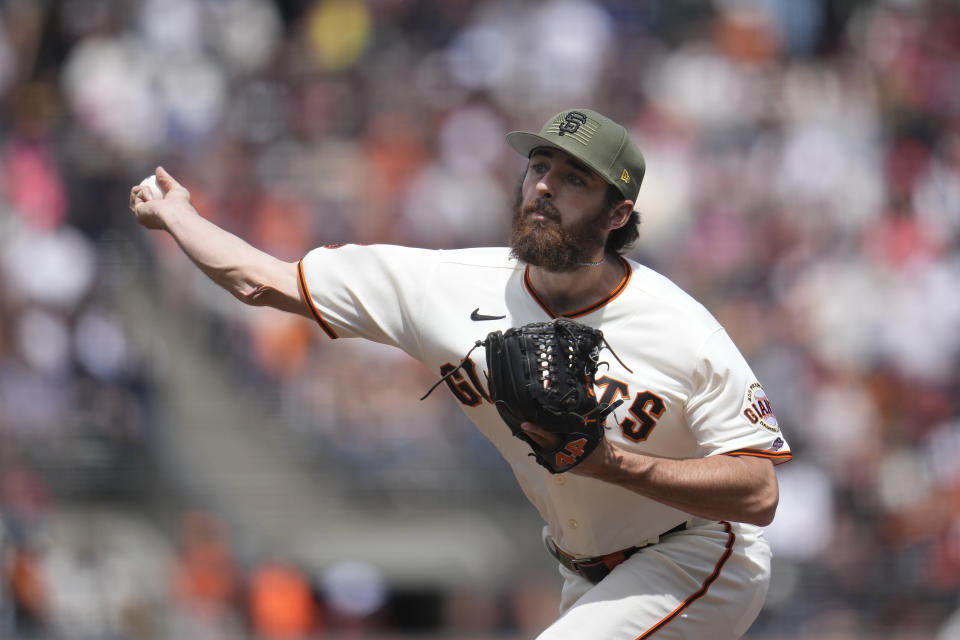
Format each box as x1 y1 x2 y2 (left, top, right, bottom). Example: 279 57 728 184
297 244 791 559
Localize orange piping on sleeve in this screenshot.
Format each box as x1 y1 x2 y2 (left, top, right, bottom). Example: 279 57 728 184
724 448 793 465
297 259 338 340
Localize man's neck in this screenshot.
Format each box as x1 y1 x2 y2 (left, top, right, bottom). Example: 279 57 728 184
527 257 622 316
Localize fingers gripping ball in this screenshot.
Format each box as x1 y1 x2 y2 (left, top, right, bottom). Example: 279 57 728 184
139 174 165 200
485 319 626 473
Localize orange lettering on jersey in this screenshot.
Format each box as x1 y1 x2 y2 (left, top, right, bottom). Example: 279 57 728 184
441 357 493 407
596 376 630 408
597 379 667 442
555 451 578 467
620 390 666 442
461 357 492 403
440 362 482 407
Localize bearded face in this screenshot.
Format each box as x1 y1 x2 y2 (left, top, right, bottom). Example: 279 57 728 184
509 187 608 272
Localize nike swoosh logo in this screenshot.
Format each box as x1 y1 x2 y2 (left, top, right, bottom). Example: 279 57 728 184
471 308 506 321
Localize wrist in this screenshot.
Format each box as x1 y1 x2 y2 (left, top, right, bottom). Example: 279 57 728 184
572 439 621 479
573 442 655 484
159 204 197 234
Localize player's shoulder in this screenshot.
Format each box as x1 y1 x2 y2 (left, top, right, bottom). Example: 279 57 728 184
433 246 519 269
305 244 514 265
302 245 521 288
624 257 722 332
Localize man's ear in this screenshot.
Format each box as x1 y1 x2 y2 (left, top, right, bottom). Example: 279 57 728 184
607 200 635 231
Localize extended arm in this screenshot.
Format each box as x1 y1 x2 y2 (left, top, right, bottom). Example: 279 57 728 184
129 168 308 317
521 422 779 526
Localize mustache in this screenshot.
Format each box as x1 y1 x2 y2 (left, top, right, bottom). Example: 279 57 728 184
522 198 560 222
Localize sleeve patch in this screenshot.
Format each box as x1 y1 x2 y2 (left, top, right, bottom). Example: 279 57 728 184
742 382 779 434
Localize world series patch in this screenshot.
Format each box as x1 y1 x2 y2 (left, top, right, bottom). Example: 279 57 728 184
742 382 779 433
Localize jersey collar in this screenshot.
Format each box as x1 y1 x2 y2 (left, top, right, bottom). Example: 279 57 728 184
523 256 632 319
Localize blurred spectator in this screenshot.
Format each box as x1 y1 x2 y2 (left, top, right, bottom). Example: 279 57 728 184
320 560 387 633
40 509 172 639
3 538 50 636
247 559 322 639
170 511 241 634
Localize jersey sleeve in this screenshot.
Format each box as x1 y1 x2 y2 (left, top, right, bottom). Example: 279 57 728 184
684 329 792 464
297 244 434 360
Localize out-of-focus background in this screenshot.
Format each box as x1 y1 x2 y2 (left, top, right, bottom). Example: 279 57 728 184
1 0 959 638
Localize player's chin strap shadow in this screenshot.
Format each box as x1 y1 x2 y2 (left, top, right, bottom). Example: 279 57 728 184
419 340 485 401
418 333 633 402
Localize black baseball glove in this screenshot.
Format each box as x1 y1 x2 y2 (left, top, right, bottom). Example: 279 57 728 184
484 319 625 473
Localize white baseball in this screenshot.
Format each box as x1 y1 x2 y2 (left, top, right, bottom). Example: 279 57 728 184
139 175 165 200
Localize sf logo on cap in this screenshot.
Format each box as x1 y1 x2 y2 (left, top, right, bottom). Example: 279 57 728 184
558 111 587 136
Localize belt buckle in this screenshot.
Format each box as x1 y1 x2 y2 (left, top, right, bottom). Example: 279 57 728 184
544 533 633 583
543 530 577 573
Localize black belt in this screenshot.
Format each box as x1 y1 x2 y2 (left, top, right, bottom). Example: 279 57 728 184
546 522 688 584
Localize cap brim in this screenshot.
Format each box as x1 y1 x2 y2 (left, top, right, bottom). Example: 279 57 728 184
506 131 611 188
506 131 556 158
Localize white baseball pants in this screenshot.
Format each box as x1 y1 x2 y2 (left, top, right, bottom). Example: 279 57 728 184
537 519 772 640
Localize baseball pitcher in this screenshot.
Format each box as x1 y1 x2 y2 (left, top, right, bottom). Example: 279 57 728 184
130 108 791 639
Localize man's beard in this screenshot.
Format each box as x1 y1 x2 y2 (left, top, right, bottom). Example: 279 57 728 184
509 191 607 273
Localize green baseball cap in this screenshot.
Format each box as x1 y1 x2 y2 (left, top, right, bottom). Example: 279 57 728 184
506 108 645 202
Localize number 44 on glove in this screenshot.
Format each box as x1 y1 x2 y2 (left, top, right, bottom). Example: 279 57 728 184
423 319 631 473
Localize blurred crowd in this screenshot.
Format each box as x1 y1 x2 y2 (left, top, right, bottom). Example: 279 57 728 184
1 0 960 638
